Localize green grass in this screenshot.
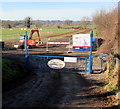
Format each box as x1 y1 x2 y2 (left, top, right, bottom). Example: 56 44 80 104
2 58 27 85
1 28 30 41
93 30 98 38
87 25 95 29
1 26 74 41
1 25 90 43
41 29 86 43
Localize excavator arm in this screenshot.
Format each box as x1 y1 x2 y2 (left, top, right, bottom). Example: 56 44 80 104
29 29 41 41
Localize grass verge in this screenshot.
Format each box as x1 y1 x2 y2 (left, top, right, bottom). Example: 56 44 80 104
2 58 27 91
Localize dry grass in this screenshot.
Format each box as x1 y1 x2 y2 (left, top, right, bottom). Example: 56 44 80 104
93 6 119 107
93 7 118 54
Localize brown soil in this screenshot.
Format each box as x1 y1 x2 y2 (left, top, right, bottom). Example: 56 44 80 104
2 51 110 108
2 29 116 109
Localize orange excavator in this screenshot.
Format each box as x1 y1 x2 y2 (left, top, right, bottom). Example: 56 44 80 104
29 29 41 41
19 29 41 49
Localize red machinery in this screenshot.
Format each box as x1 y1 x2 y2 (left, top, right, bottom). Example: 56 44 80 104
19 29 41 48
29 29 41 41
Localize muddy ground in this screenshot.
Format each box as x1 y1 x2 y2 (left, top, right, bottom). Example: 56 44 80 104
2 48 113 109
2 29 115 109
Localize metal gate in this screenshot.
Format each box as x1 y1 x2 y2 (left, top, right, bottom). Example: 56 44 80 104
24 31 107 74
29 55 89 73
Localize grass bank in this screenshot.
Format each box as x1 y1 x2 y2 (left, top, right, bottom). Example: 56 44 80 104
2 58 27 91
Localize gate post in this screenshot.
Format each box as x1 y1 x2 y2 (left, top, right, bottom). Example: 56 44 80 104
88 31 93 73
25 31 29 69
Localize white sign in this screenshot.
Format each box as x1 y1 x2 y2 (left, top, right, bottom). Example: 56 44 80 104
48 59 65 69
73 34 90 47
14 45 19 48
64 57 77 63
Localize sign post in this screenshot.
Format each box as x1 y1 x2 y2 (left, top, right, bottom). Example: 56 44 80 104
72 32 93 73
89 31 93 73
64 57 77 71
46 39 49 51
72 34 90 52
25 31 29 69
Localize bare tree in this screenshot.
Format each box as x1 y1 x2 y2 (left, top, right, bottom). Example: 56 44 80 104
2 20 12 28
93 8 118 32
64 20 73 26
35 20 42 28
24 16 32 28
92 9 107 32
80 16 90 28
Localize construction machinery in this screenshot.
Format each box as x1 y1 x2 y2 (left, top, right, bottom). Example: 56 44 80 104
18 29 41 49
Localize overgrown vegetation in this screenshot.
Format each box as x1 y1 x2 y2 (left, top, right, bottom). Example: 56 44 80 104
2 58 27 86
93 6 119 107
93 7 118 53
80 16 91 28
103 54 119 106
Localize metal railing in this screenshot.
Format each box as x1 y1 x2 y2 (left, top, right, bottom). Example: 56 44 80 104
29 55 89 73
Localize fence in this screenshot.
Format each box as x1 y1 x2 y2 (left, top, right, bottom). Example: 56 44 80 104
46 41 71 52
29 55 89 73
92 53 107 72
24 31 107 74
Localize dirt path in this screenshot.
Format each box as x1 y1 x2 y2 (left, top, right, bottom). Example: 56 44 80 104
2 50 109 109
43 72 107 108
2 69 107 109
42 28 90 39
2 29 110 109
2 69 52 108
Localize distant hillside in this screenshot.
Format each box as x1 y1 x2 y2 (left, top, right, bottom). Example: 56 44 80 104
1 19 92 28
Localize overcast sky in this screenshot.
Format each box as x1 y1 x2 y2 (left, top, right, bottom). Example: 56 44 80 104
0 1 118 21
